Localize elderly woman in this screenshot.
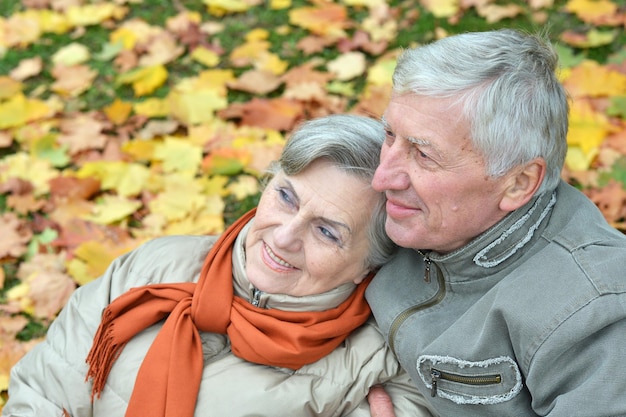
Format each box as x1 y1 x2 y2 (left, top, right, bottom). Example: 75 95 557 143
3 115 434 417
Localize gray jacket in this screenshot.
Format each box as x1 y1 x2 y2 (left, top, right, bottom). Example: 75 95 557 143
366 181 626 416
4 223 434 417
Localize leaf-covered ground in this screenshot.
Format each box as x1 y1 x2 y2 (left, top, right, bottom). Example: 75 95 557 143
1 0 626 406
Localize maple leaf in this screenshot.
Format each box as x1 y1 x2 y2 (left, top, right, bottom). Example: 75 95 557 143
57 112 107 155
66 237 141 286
566 98 619 170
85 195 142 225
289 3 348 38
103 98 133 125
153 136 203 174
16 253 76 320
564 0 618 25
75 161 150 197
50 63 98 97
562 60 626 98
0 93 54 130
219 97 304 131
51 42 90 66
0 213 33 259
0 152 59 195
116 65 169 97
8 56 43 81
327 51 367 81
420 0 459 18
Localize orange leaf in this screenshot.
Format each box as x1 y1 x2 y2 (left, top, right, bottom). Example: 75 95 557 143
103 98 133 125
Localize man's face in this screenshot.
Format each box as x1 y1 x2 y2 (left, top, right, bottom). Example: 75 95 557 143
373 93 513 254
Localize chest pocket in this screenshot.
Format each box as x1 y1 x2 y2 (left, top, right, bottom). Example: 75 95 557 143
417 355 523 405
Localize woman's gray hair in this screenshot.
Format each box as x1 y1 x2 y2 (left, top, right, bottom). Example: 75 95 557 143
392 29 569 195
268 114 396 269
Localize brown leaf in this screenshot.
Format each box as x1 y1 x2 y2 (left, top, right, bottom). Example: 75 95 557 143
227 70 283 95
49 176 101 200
0 213 33 259
218 98 304 131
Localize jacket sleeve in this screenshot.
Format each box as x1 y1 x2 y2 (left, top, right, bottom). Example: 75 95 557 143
344 370 437 417
2 236 215 417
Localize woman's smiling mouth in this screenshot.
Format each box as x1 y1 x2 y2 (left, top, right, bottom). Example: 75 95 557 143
263 242 297 270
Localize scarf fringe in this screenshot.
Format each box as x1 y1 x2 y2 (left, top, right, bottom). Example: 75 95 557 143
85 309 127 401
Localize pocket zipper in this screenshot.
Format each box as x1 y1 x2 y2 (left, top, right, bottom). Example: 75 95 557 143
430 368 502 397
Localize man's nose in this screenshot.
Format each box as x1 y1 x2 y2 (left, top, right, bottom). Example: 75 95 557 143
372 141 411 192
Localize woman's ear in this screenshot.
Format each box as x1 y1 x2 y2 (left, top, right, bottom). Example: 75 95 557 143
499 158 546 212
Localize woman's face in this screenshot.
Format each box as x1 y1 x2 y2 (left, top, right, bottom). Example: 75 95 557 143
245 159 378 297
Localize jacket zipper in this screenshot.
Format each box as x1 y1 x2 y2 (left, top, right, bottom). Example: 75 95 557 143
387 253 445 354
251 288 262 307
430 368 502 397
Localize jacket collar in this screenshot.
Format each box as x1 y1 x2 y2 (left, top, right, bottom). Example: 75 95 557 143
231 219 357 311
426 187 557 281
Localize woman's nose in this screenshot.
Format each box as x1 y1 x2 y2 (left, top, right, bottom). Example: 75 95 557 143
273 218 303 251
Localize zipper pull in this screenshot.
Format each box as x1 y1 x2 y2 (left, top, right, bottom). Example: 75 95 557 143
430 369 441 397
251 288 262 307
424 256 431 283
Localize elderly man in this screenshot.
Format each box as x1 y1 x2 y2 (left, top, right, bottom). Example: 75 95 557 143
366 29 626 416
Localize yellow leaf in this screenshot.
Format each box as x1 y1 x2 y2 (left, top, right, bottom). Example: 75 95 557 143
153 137 203 174
51 42 90 66
110 26 139 50
420 0 459 18
564 0 617 22
162 195 225 235
246 28 270 42
134 65 168 96
148 176 207 221
104 98 133 125
27 9 70 35
117 65 168 97
203 0 251 16
65 4 128 27
190 47 220 67
366 57 396 86
67 239 139 285
565 99 618 170
133 97 170 117
6 282 34 316
563 60 626 98
122 139 158 161
565 146 598 172
327 51 367 81
270 0 292 10
0 152 58 195
85 195 142 225
0 76 23 99
0 93 55 128
168 73 230 125
76 161 150 197
202 175 230 196
227 175 260 200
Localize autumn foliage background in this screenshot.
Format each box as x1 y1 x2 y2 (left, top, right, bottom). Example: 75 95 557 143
1 0 626 407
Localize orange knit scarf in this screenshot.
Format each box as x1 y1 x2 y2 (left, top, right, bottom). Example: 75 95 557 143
85 209 374 417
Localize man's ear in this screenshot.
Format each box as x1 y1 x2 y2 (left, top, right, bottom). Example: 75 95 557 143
499 158 546 212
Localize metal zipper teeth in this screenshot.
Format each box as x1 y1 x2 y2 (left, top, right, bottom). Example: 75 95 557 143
388 265 446 354
432 368 502 385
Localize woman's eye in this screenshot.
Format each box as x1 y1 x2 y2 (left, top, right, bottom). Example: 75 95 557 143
276 187 294 205
318 226 339 243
